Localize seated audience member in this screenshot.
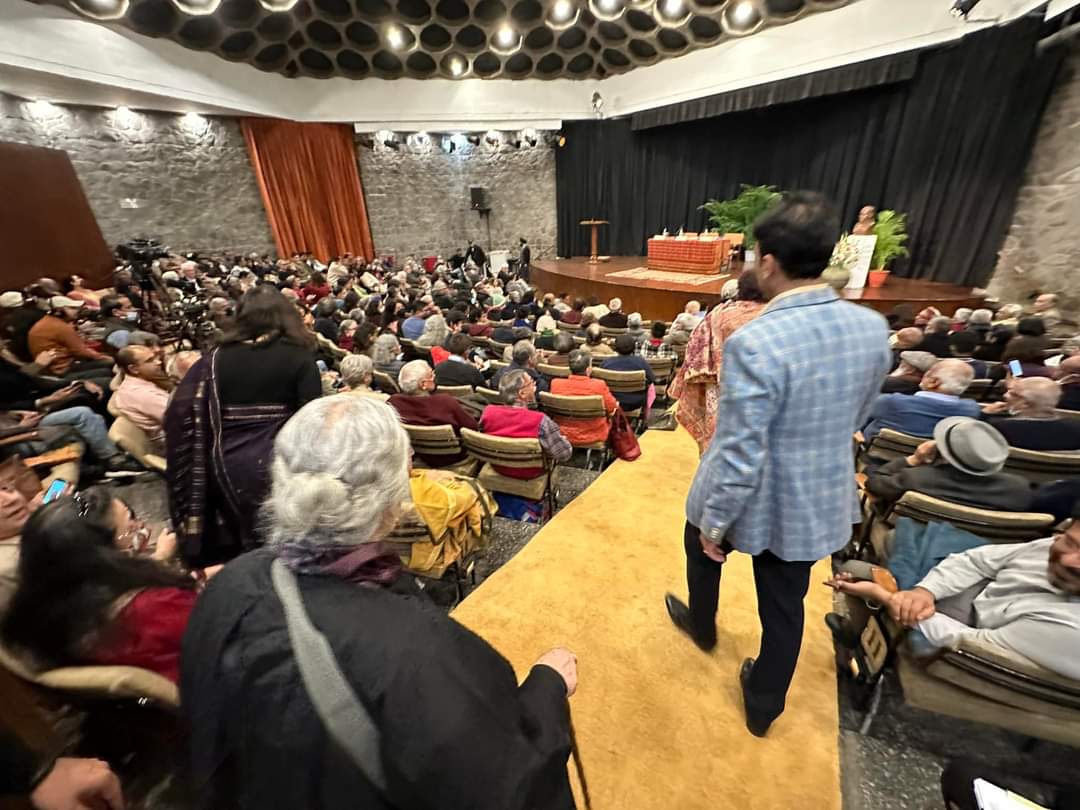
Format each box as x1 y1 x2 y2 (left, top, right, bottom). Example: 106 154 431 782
466 308 494 338
866 417 1031 511
560 298 585 325
62 274 102 310
582 296 609 321
416 313 449 350
882 351 936 395
534 314 558 351
914 306 942 328
665 313 697 348
918 316 954 358
542 333 576 368
982 376 1080 451
968 308 994 340
826 519 1080 680
299 272 331 303
181 396 578 810
625 313 647 347
602 335 655 412
481 370 572 478
993 303 1024 327
336 319 358 351
0 336 105 415
27 297 113 382
389 361 477 466
112 345 173 452
511 307 533 330
371 333 405 381
640 321 677 359
0 292 45 362
889 326 924 367
1 488 193 681
97 294 139 342
1057 354 1080 411
947 330 988 378
863 359 980 442
582 324 616 358
338 354 388 401
312 298 339 343
167 350 202 384
490 340 550 393
399 303 427 341
950 307 972 332
598 298 628 329
997 334 1053 379
435 334 486 389
1032 292 1072 336
683 300 704 322
549 350 618 445
974 323 1015 361
490 317 518 345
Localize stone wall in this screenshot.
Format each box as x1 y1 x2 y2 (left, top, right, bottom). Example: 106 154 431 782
357 136 557 263
0 93 274 256
989 48 1080 311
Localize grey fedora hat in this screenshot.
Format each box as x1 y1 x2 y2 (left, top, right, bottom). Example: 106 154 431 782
932 416 1009 477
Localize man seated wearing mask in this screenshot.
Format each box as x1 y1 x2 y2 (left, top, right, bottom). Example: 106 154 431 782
862 359 980 442
26 296 114 383
982 376 1080 451
98 294 140 343
112 345 175 453
826 517 1080 681
866 417 1032 512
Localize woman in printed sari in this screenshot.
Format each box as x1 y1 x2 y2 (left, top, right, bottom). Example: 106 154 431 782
669 271 766 455
165 284 321 567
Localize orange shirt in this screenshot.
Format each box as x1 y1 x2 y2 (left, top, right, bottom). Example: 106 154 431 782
27 315 106 375
549 375 617 445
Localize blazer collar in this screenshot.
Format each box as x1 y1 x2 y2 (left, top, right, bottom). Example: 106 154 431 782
763 284 838 314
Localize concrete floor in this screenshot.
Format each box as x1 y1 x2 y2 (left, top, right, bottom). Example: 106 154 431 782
105 436 1077 810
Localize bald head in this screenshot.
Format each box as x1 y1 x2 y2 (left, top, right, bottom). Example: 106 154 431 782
894 327 923 350
1007 376 1062 416
920 359 974 396
1059 355 1080 377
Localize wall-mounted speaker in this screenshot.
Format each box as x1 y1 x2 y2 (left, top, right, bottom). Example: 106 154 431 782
470 186 490 211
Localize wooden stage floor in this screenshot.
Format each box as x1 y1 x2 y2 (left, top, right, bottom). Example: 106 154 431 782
531 257 984 322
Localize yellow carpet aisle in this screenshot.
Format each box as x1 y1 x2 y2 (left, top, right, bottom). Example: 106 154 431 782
452 427 841 810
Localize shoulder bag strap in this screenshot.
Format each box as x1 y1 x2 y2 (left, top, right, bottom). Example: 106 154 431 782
270 558 389 794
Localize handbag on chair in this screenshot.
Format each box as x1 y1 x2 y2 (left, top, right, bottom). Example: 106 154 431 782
608 406 641 462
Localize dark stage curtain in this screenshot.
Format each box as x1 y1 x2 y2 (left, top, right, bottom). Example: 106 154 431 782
556 14 1066 288
630 50 919 131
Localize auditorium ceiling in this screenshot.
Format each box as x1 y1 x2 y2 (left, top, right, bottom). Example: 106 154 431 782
30 0 853 80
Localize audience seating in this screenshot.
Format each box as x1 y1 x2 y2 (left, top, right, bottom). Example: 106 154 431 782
960 379 1002 401
590 367 648 425
1002 446 1080 483
475 387 502 405
1054 408 1080 422
402 424 480 476
106 398 164 473
468 335 490 349
538 391 609 469
488 340 511 357
537 363 571 379
556 321 577 333
372 370 401 394
459 428 560 521
647 356 675 394
601 327 627 338
434 384 474 398
859 428 923 467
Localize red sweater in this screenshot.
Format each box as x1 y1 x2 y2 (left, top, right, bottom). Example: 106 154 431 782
481 405 545 479
87 587 197 683
389 393 478 466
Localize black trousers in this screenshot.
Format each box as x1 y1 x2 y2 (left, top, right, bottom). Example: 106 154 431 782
683 521 814 725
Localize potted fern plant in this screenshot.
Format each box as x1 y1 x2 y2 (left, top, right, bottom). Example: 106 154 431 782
699 184 782 259
868 209 909 288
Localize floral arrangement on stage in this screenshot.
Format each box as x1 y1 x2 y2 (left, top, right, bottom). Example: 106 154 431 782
699 184 782 249
828 234 860 272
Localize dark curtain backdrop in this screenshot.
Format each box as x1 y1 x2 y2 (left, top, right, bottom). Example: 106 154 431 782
556 14 1065 287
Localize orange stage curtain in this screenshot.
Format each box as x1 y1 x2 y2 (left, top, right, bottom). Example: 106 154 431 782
241 118 374 262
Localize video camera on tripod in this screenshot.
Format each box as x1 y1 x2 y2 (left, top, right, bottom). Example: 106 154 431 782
117 239 170 292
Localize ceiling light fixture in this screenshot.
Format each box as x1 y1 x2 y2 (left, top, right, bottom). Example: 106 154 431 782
386 25 405 49
450 56 466 76
171 0 220 14
731 0 755 25
590 0 625 21
27 100 59 116
496 25 517 47
68 0 128 20
181 112 206 128
658 0 683 18
485 130 501 147
552 0 573 20
256 0 299 10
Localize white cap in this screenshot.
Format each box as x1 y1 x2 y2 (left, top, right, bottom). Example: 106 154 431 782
0 292 23 308
49 295 82 309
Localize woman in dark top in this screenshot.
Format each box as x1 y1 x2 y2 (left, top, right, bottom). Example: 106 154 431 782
166 284 320 566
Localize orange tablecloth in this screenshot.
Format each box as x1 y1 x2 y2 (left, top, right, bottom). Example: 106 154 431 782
647 238 728 274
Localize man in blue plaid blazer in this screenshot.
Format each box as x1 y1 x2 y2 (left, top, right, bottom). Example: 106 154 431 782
667 192 892 737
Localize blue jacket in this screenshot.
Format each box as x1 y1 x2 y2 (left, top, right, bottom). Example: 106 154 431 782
862 391 981 442
685 286 891 561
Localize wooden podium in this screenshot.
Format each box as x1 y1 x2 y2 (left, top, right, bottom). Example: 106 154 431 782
579 219 609 264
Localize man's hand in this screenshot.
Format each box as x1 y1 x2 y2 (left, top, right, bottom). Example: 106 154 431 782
17 412 42 428
887 587 936 627
151 528 178 561
699 533 728 563
33 349 59 368
535 647 578 697
981 401 1009 415
39 385 81 408
30 757 124 810
81 381 104 398
906 441 938 467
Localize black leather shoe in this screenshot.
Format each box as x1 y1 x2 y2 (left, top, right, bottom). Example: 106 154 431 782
825 612 860 649
664 593 716 652
739 658 771 738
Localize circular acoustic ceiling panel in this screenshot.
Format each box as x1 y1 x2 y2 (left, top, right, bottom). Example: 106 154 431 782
46 0 853 79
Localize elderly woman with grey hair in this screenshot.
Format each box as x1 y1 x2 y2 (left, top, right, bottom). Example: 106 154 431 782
339 354 387 400
416 312 449 349
371 332 405 381
181 396 579 810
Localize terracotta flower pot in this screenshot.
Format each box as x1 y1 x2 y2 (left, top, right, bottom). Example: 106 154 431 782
867 269 891 288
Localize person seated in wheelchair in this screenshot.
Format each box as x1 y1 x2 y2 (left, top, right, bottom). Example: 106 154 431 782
825 517 1080 680
866 417 1032 512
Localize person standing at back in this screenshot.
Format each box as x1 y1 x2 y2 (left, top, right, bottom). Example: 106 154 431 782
665 192 891 737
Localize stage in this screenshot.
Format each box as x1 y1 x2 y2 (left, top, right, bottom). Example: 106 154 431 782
531 257 984 322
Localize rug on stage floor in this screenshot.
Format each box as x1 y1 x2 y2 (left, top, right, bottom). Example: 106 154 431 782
452 428 840 810
605 267 729 286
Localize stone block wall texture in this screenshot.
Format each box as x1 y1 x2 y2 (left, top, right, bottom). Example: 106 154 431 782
357 137 557 263
0 93 274 256
989 48 1080 312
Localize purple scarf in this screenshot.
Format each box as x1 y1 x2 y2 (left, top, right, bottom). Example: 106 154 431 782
276 538 403 585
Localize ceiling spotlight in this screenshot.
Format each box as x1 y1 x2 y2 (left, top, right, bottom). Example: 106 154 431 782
552 0 573 20
171 0 220 14
590 0 624 20
68 0 128 20
256 0 299 10
657 0 684 19
598 0 617 10
731 1 755 24
950 0 982 17
557 133 567 148
386 25 405 49
27 100 59 116
450 56 466 76
181 112 207 130
496 25 517 47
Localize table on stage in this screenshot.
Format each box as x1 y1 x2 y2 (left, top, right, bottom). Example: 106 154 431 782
646 235 730 274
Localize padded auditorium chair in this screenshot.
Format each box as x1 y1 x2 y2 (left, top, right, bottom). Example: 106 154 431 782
106 397 165 473
647 356 676 400
960 379 1003 402
537 363 571 379
434 384 474 399
591 367 648 428
1054 408 1080 422
372 370 401 394
402 424 479 477
474 387 503 406
538 391 610 469
1002 446 1080 484
857 427 923 473
460 428 560 522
